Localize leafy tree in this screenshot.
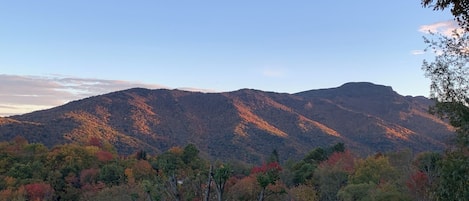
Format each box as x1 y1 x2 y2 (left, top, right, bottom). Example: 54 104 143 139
98 163 125 186
314 150 355 201
226 175 258 201
24 182 54 201
421 5 469 199
421 0 469 30
79 184 147 201
290 143 346 185
432 150 469 200
251 162 283 201
288 184 318 201
349 155 398 184
338 155 410 200
406 171 430 201
7 163 33 180
337 182 376 201
212 163 232 201
182 144 199 164
422 28 469 146
413 152 442 187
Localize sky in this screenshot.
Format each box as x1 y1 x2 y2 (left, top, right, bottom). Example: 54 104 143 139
0 1 458 116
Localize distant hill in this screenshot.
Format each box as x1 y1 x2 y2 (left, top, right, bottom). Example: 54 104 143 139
0 82 453 163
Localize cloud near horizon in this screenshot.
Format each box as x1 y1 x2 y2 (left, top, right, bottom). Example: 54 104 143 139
0 74 169 116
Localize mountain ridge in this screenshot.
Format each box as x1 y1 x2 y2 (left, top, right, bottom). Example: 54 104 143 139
0 82 453 163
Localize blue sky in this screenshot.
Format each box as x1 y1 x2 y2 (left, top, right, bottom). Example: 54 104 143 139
0 1 456 116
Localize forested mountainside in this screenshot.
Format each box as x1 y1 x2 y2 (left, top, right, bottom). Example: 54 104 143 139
0 82 453 163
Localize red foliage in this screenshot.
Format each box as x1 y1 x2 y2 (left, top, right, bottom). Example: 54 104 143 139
319 150 355 173
251 162 282 174
88 137 103 148
96 150 114 162
24 182 54 201
406 171 429 195
80 168 100 185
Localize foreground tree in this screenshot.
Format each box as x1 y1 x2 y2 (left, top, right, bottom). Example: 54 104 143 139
422 4 469 199
251 162 283 201
423 30 469 142
212 163 231 201
314 150 355 201
338 155 410 201
422 0 469 30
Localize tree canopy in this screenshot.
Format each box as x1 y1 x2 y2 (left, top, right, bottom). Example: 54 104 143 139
422 0 469 30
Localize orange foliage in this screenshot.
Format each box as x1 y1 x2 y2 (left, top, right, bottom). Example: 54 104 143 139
227 175 259 200
0 186 27 201
124 168 135 184
132 160 155 180
168 146 184 155
96 150 114 162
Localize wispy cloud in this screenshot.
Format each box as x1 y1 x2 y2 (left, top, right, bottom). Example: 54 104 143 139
419 20 462 36
0 74 167 116
411 50 425 55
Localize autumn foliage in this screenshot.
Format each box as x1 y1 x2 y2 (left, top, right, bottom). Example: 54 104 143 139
24 182 54 201
0 138 465 201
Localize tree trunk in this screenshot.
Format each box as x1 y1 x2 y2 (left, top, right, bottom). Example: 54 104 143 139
216 190 223 201
258 187 265 201
204 165 213 201
169 174 181 201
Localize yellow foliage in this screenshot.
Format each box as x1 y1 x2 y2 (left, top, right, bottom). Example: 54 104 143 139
168 146 183 155
4 176 16 187
124 168 135 185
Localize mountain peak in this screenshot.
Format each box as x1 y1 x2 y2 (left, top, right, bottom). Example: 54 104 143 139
296 82 397 98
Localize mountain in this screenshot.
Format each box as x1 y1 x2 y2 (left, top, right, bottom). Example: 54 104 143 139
0 82 453 163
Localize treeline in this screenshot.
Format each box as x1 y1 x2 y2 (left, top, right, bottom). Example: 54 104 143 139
0 136 467 201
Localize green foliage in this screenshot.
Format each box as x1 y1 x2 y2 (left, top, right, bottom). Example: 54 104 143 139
433 150 469 200
213 163 232 201
182 143 199 164
338 182 411 201
350 155 398 184
304 147 328 163
289 143 346 186
413 152 441 182
7 163 33 180
99 163 125 186
288 184 318 201
314 151 355 201
155 151 184 175
337 182 376 201
338 154 412 201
